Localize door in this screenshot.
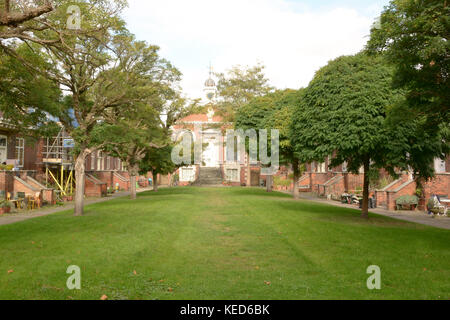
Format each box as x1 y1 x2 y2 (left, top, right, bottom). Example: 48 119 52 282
251 170 260 186
202 136 219 167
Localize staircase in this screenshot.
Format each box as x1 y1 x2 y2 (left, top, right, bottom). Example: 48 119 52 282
195 167 223 186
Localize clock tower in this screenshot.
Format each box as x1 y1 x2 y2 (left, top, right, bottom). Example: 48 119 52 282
203 63 216 102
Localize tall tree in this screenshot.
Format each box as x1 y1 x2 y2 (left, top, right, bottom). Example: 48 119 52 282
139 145 177 192
236 89 303 195
291 54 407 218
0 42 62 134
216 63 273 186
367 0 449 126
216 63 273 122
268 90 304 198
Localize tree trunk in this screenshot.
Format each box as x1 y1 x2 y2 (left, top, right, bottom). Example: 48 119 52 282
247 154 251 187
153 171 158 192
74 150 88 216
128 165 139 200
293 159 300 199
266 174 273 192
129 174 137 200
361 159 370 219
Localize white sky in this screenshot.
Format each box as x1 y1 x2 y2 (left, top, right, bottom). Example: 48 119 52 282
123 0 389 100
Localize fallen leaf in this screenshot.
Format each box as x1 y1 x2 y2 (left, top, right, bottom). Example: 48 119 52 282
168 288 173 292
159 280 164 283
133 270 137 275
423 268 427 271
255 266 260 270
100 295 108 300
7 270 14 274
264 281 271 286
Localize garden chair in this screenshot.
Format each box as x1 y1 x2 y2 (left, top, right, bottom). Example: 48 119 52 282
26 195 37 210
34 192 41 209
7 192 21 209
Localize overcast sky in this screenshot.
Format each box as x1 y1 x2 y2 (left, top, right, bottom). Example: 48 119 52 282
123 0 390 101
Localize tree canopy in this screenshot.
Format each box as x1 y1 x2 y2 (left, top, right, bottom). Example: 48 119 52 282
291 53 407 217
236 89 302 194
367 0 449 126
215 64 273 122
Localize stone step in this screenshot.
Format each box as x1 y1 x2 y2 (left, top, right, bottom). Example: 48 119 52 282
195 167 223 185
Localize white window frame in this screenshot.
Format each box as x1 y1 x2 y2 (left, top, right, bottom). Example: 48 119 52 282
435 158 446 174
317 162 326 173
97 151 104 171
91 152 95 170
180 167 196 182
15 138 24 167
226 168 240 182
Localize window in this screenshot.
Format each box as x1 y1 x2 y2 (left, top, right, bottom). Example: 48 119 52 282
181 167 195 182
226 136 240 163
0 135 7 147
97 151 104 171
317 162 326 173
226 168 239 182
342 161 348 173
106 156 111 170
91 152 95 170
435 158 446 174
15 138 24 167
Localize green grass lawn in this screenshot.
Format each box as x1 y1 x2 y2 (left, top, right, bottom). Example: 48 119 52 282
0 187 449 300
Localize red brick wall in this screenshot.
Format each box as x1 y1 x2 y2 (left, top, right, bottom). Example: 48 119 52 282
423 174 450 199
113 173 130 191
85 175 107 197
13 177 42 203
386 181 417 211
94 171 114 188
0 171 14 194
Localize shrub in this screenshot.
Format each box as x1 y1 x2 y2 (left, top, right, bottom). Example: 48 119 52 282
273 176 291 187
0 200 12 208
396 195 419 206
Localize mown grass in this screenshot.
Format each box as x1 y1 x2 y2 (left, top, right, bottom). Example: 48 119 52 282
0 187 448 300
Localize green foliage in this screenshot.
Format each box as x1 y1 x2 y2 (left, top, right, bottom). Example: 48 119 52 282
216 64 273 121
396 195 419 206
367 0 449 126
139 145 178 177
291 53 403 174
273 176 292 187
235 89 303 167
0 164 14 171
0 43 62 135
0 200 11 208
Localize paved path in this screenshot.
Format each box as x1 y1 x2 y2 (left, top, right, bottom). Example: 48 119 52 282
295 193 450 230
0 188 153 227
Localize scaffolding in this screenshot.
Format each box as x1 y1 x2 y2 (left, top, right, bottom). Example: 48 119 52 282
43 128 75 197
